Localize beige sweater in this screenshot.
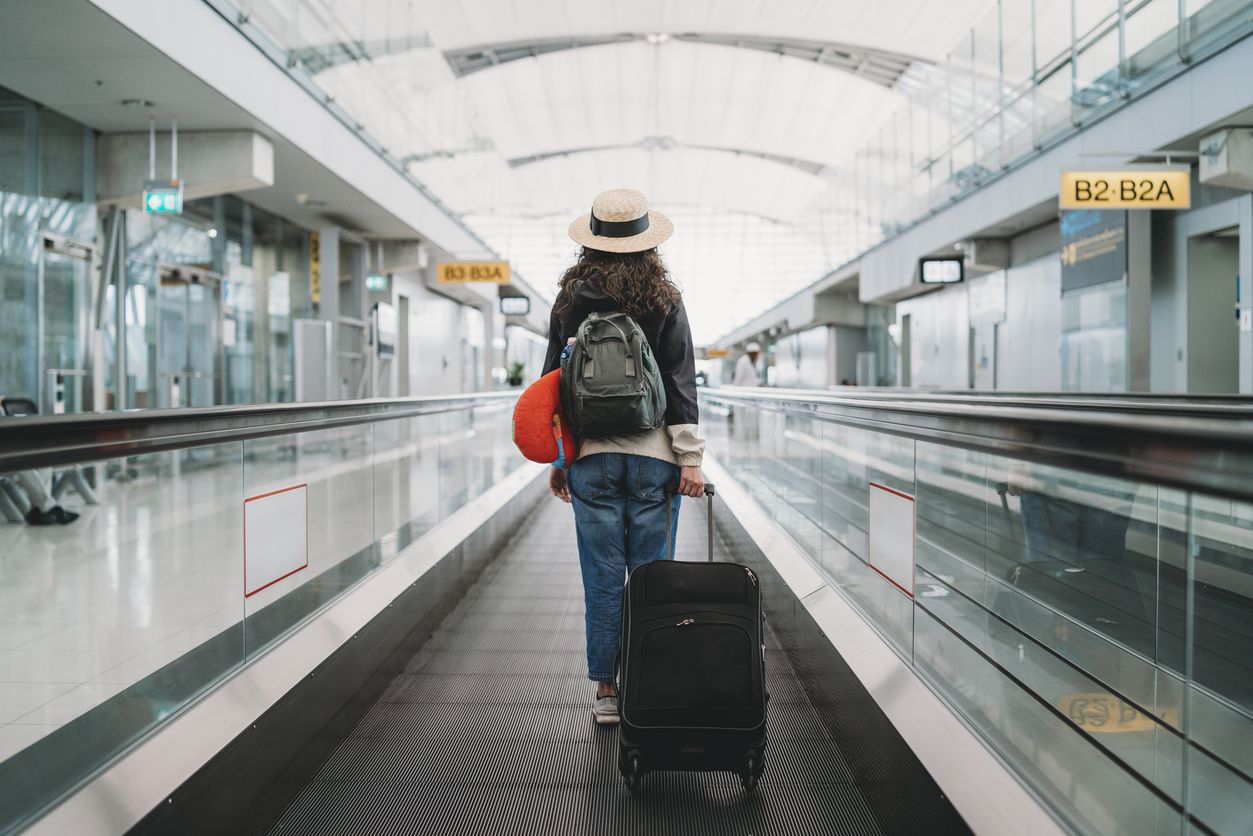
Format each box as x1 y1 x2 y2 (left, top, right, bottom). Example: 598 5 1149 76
576 423 705 467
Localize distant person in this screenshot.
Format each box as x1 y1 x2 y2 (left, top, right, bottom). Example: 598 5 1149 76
542 188 705 727
733 342 762 386
0 397 78 525
13 471 79 525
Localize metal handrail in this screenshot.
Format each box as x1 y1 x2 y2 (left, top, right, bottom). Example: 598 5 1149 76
728 386 1253 417
0 391 520 473
702 387 1253 503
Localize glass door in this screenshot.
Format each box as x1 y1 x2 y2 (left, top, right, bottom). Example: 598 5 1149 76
38 233 95 414
156 264 222 408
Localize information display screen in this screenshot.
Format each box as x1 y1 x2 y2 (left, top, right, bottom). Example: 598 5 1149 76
919 257 964 284
500 296 531 316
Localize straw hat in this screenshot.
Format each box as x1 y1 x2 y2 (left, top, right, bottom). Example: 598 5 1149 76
568 188 673 253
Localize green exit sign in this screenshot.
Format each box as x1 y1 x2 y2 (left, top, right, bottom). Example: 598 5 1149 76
143 179 184 215
366 274 389 292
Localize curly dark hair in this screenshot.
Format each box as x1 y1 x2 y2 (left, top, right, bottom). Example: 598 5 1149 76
554 247 681 321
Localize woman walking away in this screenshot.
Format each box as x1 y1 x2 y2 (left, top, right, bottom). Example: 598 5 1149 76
544 188 706 726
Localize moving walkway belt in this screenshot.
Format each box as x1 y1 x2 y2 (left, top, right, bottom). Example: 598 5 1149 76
268 500 884 836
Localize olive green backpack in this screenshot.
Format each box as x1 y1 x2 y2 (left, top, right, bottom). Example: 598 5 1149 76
560 311 667 438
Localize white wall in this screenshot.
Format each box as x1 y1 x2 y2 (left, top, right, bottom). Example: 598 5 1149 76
834 326 869 385
896 287 970 389
1153 196 1253 393
997 256 1062 391
890 255 1062 391
392 270 471 396
505 325 548 385
774 326 830 389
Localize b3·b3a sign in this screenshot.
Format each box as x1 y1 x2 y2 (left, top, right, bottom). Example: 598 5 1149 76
437 261 511 284
1060 170 1191 210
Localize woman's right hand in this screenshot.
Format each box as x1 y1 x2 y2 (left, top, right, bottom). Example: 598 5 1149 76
549 467 571 503
677 465 705 498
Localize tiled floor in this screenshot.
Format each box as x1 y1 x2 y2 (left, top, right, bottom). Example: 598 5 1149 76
0 413 519 763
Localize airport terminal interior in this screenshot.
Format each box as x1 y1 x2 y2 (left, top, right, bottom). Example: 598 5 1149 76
1 1 1252 834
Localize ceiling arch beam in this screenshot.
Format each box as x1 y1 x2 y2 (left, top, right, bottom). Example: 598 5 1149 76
292 32 925 88
506 139 828 176
445 33 925 88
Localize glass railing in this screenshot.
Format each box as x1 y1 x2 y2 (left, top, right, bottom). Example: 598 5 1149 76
0 392 520 833
860 0 1253 240
702 387 1253 836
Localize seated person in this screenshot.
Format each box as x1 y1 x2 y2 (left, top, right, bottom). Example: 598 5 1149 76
1 396 79 525
14 470 79 525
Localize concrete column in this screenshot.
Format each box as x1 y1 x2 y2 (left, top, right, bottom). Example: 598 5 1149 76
316 226 340 396
1126 211 1152 392
484 304 500 391
1240 195 1253 393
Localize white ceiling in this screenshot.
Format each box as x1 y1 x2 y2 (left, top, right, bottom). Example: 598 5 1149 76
421 0 991 62
457 40 890 165
311 0 992 340
3 0 1000 343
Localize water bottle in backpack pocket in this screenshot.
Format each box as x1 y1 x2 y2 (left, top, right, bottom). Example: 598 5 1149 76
561 311 667 438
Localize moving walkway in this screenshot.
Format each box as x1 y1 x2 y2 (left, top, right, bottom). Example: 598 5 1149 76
1 389 1250 834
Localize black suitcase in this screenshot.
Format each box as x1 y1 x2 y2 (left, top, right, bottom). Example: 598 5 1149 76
617 483 768 792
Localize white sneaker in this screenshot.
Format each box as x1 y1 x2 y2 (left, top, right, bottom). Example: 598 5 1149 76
593 695 620 725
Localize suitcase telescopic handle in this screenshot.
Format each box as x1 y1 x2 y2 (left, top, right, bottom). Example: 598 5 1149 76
664 482 717 561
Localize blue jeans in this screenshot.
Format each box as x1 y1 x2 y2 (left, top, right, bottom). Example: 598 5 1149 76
567 453 681 682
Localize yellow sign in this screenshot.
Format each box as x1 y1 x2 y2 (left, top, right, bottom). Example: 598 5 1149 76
1058 693 1181 734
1060 170 1191 210
437 261 511 284
705 348 731 358
310 231 321 304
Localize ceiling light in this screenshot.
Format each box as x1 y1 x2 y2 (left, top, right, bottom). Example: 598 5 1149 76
645 33 671 45
121 98 154 109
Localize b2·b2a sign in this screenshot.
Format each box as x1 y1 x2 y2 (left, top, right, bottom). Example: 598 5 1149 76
1060 170 1191 210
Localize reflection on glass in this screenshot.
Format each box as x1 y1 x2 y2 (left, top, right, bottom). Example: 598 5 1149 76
242 425 378 657
1185 495 1253 833
701 393 1253 834
374 412 443 558
0 443 245 833
1061 280 1128 392
0 395 521 832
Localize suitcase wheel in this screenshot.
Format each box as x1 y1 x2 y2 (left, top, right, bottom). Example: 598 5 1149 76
620 750 644 792
740 752 762 793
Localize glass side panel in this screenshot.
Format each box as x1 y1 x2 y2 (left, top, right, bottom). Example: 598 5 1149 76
373 411 444 559
241 424 377 657
1124 0 1183 89
1185 494 1253 834
1062 280 1128 392
700 392 1253 833
0 395 521 831
914 607 1183 836
0 443 245 833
